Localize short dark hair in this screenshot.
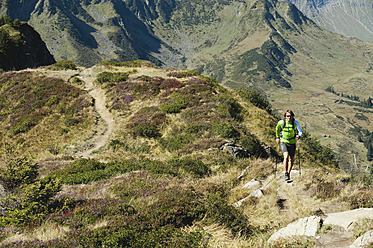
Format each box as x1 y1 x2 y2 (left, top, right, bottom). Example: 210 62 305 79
284 110 294 118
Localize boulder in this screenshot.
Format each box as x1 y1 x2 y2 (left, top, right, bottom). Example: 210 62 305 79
268 216 322 243
220 141 247 158
324 208 373 230
349 230 373 248
232 189 264 207
242 179 262 190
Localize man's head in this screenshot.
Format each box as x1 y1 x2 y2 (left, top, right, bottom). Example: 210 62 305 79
284 110 294 120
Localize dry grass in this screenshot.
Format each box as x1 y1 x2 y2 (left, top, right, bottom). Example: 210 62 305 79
1 222 69 246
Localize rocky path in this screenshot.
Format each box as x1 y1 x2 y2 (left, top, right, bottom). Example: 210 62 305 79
266 170 372 247
74 68 114 158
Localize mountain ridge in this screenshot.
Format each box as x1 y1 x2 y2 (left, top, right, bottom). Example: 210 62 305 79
284 0 373 42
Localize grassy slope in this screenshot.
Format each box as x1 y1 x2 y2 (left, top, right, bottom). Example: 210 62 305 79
0 69 96 160
2 62 373 247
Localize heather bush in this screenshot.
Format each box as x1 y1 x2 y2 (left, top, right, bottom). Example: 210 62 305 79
181 103 219 123
8 119 36 135
160 92 189 113
131 124 160 138
146 187 206 227
159 78 184 89
111 172 168 201
0 72 91 138
168 157 211 178
44 188 205 247
128 106 167 138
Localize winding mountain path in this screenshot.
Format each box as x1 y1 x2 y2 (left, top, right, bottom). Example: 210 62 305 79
74 67 114 158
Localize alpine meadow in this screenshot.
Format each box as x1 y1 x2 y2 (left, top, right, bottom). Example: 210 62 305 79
1 0 373 247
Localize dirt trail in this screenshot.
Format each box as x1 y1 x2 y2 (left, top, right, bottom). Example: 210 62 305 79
74 67 114 158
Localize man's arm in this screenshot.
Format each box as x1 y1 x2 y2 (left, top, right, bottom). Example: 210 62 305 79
295 120 303 138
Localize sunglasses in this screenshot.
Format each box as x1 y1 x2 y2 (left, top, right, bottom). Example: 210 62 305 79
285 115 292 117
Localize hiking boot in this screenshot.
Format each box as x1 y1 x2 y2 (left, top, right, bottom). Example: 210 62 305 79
285 172 290 181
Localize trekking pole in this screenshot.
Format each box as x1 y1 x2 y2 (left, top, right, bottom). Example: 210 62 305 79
275 144 279 178
297 139 301 176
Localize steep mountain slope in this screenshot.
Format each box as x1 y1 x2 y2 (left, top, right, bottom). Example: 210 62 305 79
0 17 55 70
284 0 373 42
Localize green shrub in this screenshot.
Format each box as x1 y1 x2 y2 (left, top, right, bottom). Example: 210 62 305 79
46 95 59 106
239 135 267 158
109 139 124 152
131 124 161 138
99 60 149 67
0 149 38 191
64 116 82 127
49 60 77 70
96 71 129 84
0 178 62 227
0 146 63 227
70 76 84 85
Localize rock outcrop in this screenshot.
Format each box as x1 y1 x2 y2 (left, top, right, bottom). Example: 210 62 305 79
268 208 373 247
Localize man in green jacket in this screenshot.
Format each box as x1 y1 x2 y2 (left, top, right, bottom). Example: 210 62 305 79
276 110 303 181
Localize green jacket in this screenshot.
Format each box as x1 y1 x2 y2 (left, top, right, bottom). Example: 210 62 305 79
276 119 302 144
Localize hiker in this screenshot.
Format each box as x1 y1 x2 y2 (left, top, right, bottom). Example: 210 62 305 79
275 110 303 181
